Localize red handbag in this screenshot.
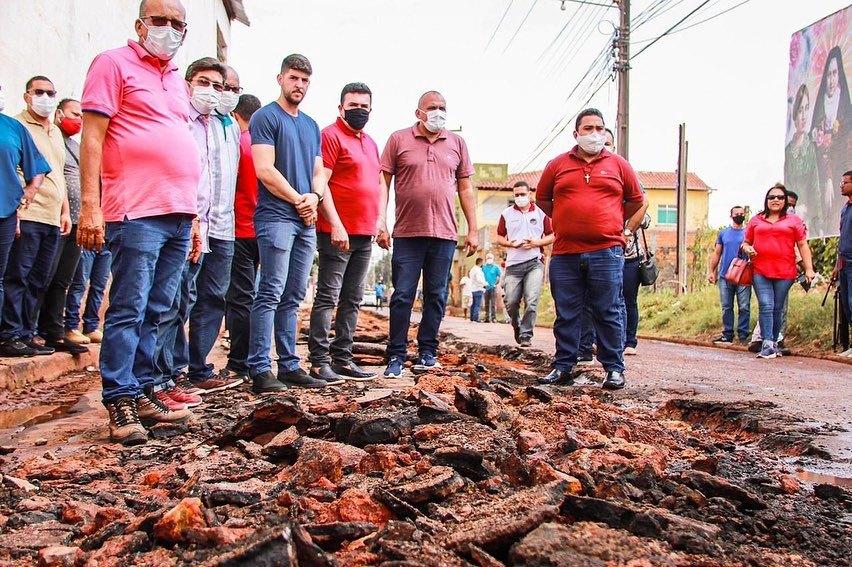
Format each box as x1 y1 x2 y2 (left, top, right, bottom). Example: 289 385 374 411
724 257 753 286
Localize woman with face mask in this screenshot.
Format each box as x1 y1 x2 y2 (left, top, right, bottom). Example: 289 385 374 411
742 185 816 359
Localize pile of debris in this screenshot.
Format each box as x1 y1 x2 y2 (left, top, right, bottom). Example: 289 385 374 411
0 327 849 566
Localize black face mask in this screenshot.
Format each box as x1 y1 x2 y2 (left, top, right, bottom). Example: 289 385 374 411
344 108 370 130
732 215 746 225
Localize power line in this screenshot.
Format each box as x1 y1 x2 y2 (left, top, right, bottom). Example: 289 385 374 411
502 0 541 54
540 4 594 71
484 0 514 52
633 0 689 29
657 0 752 36
630 0 712 60
545 4 608 78
536 3 585 63
631 0 669 29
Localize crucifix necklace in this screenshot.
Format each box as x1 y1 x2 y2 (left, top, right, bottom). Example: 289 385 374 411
584 172 591 184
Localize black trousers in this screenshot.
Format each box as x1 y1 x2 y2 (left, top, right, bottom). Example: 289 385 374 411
225 237 259 373
39 225 82 341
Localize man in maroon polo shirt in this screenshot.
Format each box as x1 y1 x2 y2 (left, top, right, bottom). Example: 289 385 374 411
378 91 478 378
307 82 382 384
535 108 645 390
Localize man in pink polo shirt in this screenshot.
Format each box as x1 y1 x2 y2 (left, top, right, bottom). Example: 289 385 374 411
378 91 478 378
78 0 201 445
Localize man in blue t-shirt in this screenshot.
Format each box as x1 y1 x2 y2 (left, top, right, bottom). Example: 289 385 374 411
834 171 852 357
481 252 502 323
247 54 330 392
707 205 751 344
0 100 52 357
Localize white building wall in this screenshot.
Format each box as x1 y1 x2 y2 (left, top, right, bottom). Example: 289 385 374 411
0 0 234 113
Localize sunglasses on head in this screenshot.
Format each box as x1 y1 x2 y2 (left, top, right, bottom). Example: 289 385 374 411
29 89 56 97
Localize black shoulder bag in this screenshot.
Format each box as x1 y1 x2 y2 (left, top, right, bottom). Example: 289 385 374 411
637 228 659 286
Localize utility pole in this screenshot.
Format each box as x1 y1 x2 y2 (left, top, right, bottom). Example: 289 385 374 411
675 124 688 295
615 0 630 160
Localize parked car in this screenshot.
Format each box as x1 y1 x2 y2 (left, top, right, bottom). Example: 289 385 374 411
360 289 378 307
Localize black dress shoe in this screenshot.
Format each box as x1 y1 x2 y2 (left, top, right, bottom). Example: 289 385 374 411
0 339 37 357
537 368 574 385
251 370 288 393
279 368 327 389
310 364 346 385
44 338 89 355
23 339 55 356
602 371 626 390
331 361 376 381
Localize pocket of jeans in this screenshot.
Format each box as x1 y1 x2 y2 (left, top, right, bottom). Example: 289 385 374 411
607 246 624 259
258 223 294 252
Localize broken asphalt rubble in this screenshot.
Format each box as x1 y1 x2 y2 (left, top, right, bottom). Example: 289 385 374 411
0 314 850 566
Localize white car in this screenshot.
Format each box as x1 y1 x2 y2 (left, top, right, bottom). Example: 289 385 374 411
360 289 378 307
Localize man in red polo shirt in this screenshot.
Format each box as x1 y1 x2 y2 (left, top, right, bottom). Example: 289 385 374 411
535 108 645 390
308 82 382 384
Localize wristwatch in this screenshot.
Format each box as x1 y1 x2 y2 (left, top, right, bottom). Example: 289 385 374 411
311 191 324 203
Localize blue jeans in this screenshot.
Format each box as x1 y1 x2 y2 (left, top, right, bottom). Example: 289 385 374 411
718 279 751 341
470 290 483 322
839 263 851 328
550 246 625 373
248 220 315 376
503 258 544 341
65 248 112 333
1 220 60 341
387 237 455 360
153 258 202 387
0 213 17 314
751 274 793 347
100 215 192 402
622 257 641 348
188 237 234 381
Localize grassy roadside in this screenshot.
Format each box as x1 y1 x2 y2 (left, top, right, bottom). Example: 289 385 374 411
535 283 837 353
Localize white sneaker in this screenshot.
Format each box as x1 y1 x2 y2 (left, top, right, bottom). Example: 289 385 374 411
623 346 637 356
576 356 597 367
839 348 852 358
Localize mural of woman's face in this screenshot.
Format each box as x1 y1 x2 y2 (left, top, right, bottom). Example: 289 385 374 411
795 92 809 132
827 58 839 96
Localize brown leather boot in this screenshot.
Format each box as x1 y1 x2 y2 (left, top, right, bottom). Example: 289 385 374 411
105 397 148 446
136 387 192 426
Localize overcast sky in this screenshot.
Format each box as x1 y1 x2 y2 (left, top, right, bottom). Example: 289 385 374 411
229 0 849 226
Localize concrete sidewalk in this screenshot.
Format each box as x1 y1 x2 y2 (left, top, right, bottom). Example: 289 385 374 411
0 345 99 390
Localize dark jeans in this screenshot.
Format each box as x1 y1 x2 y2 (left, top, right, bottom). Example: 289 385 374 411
470 290 483 322
100 215 192 402
622 258 641 349
248 220 316 376
387 237 455 360
308 233 372 366
154 258 202 386
503 258 544 342
38 225 82 340
225 238 259 374
550 246 625 373
65 248 112 333
718 279 751 341
1 220 60 341
484 287 497 321
751 273 793 347
187 237 234 381
579 258 639 353
841 263 852 327
0 213 18 313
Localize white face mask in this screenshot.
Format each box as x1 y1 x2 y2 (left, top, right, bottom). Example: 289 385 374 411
216 90 239 115
31 94 58 118
514 195 530 208
486 257 494 264
0 89 5 113
420 108 446 133
576 132 606 155
141 22 184 60
191 85 221 115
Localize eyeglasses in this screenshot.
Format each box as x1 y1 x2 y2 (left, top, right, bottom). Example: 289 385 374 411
28 89 56 97
142 16 188 32
767 195 786 201
223 84 243 94
192 77 224 92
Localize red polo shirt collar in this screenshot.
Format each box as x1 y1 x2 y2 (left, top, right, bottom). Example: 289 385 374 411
127 40 178 73
568 145 612 163
336 116 361 138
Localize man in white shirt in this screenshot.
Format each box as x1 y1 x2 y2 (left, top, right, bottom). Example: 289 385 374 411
494 181 554 345
468 258 486 322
